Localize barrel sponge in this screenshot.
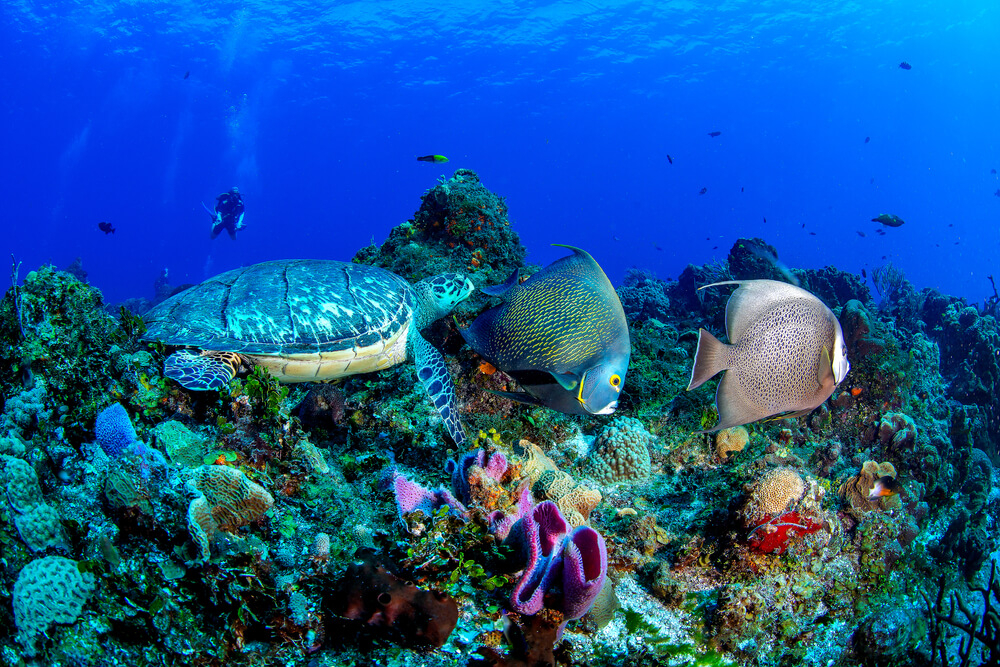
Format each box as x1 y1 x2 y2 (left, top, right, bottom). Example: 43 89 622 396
747 467 805 521
13 556 96 649
579 417 652 485
715 426 749 460
95 403 137 457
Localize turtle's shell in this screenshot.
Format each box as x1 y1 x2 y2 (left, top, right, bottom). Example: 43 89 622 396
143 259 416 381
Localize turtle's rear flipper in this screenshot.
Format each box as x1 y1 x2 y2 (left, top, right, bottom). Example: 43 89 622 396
165 350 242 390
412 333 467 446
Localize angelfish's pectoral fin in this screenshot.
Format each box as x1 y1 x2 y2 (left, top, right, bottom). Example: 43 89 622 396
550 371 580 392
413 332 467 446
817 345 834 386
165 350 242 390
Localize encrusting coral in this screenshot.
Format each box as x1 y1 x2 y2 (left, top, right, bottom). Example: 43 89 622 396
186 464 275 562
839 460 902 515
715 426 749 460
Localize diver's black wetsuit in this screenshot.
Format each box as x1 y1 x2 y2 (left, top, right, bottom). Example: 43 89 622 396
211 189 245 240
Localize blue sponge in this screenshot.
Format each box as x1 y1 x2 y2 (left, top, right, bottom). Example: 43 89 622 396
95 403 137 457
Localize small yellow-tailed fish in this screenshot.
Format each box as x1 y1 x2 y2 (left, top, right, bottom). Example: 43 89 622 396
417 155 449 163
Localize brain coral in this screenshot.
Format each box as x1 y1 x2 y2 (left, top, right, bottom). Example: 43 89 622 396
13 556 96 652
745 467 806 523
715 426 749 460
579 417 652 485
186 465 274 562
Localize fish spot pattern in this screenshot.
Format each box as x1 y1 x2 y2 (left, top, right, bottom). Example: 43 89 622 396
730 300 835 414
488 276 618 370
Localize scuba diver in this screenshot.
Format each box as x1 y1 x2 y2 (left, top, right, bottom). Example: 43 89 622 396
205 187 245 240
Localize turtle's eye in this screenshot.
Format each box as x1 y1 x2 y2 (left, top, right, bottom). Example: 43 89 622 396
609 374 621 390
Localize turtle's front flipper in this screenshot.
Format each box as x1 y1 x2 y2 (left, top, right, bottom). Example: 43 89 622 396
412 333 466 445
165 350 242 390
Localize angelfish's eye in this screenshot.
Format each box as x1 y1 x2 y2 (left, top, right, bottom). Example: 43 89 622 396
609 374 621 388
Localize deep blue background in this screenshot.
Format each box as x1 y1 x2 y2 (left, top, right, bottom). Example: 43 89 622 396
2 1 998 306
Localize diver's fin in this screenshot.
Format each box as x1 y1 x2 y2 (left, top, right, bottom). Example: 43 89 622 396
412 332 467 445
486 389 547 407
687 328 730 391
480 268 521 297
817 345 834 387
165 350 241 390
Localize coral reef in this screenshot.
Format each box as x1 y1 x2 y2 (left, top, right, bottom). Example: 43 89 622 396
3 175 1000 667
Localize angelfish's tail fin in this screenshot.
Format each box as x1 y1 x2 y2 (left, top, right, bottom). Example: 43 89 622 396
687 328 730 391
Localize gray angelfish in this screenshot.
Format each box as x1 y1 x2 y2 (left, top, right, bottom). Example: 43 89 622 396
687 279 850 431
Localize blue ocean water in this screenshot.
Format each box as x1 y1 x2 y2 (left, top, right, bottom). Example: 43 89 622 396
1 1 998 306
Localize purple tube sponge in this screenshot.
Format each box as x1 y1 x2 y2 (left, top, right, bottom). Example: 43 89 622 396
503 500 607 621
391 472 467 530
446 448 509 505
95 403 137 457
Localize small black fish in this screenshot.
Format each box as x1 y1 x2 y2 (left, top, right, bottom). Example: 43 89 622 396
98 221 115 235
899 61 912 70
809 232 817 236
948 223 954 227
862 268 867 278
183 70 190 79
994 189 1000 197
864 136 870 143
741 187 745 192
667 154 673 164
699 187 707 195
613 235 620 242
801 223 805 228
708 131 721 138
712 246 718 250
955 241 960 245
882 255 887 260
654 244 663 251
857 231 866 237
992 168 997 174
763 217 767 223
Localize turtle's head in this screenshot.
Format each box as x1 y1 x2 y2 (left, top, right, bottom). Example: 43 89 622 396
415 273 475 326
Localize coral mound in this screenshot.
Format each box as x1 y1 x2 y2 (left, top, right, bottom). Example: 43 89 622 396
13 556 96 653
579 416 652 485
839 460 901 514
715 426 749 460
743 467 806 523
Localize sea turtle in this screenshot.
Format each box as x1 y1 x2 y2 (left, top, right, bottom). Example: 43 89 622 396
142 259 474 444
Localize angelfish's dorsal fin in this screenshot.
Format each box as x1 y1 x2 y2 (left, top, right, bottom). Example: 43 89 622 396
817 345 834 387
480 268 521 298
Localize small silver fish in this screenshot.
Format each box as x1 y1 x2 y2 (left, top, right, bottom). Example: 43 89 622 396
687 280 850 431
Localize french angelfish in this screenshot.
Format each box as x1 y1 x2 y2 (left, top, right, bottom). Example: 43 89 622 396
687 279 850 431
461 245 630 416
